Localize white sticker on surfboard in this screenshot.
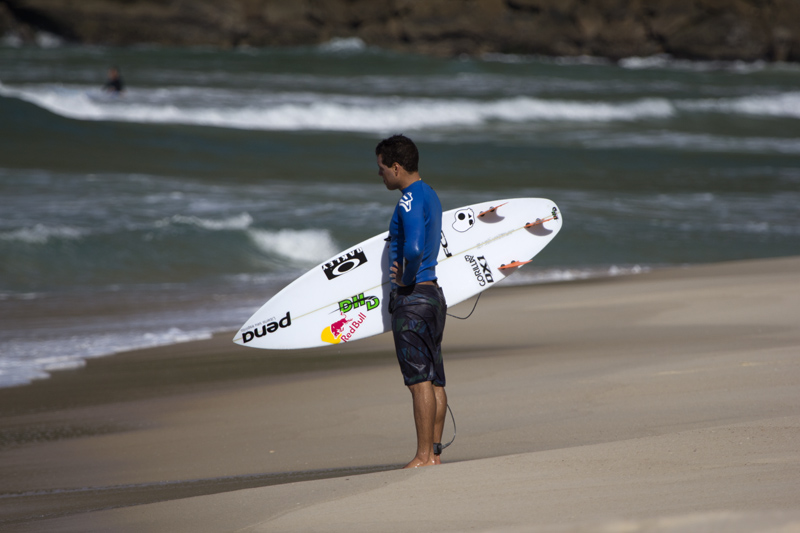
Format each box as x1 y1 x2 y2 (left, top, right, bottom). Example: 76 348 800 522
234 198 562 350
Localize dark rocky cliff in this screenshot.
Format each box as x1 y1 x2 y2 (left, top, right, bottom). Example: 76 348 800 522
2 0 799 62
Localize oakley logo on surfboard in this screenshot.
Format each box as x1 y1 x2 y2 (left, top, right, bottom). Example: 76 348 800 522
322 248 368 280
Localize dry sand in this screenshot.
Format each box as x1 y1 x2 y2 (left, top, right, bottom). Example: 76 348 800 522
1 256 799 532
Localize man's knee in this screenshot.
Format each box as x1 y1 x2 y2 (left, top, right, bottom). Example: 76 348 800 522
408 380 433 394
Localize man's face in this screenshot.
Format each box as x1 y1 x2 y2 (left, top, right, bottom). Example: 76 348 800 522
377 155 399 191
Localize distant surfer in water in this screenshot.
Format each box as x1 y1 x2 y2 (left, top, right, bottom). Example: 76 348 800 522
102 66 125 94
376 134 448 469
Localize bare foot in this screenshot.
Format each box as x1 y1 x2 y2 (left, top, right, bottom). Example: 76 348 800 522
433 455 441 465
403 456 436 468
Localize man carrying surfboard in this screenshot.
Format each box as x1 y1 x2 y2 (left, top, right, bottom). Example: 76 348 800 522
376 134 448 469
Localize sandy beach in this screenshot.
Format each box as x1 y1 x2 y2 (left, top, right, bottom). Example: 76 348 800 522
1 256 799 532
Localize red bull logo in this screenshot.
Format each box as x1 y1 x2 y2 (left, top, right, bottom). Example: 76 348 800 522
321 292 381 344
321 312 366 344
330 316 351 339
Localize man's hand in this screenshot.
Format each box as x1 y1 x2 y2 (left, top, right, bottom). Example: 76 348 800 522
390 261 405 287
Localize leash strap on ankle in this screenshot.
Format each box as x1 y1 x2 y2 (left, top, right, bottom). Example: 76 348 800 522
434 404 457 456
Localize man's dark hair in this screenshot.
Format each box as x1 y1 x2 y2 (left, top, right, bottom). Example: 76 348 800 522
375 134 419 173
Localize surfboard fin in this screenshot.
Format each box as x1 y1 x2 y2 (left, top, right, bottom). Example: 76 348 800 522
478 202 508 218
498 260 532 270
525 206 559 228
525 218 548 228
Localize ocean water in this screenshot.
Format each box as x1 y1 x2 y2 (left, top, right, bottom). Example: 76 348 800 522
1 39 799 388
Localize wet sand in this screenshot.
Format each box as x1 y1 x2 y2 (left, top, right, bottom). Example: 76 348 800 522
1 257 799 532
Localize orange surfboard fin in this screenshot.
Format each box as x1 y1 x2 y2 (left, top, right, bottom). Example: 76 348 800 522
498 260 532 270
525 207 559 228
525 215 556 228
478 202 508 218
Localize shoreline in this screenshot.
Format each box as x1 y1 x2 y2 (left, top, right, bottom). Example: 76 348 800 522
2 256 799 531
0 263 651 392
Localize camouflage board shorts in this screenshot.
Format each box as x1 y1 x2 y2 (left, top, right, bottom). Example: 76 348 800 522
390 282 447 387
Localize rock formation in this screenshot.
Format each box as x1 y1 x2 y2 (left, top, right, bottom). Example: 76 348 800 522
2 0 799 62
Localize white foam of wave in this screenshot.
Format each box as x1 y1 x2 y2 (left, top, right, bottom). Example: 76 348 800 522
484 52 793 74
619 54 774 74
318 37 367 52
1 33 23 47
0 224 84 244
0 327 214 388
619 55 675 70
156 213 254 231
0 82 675 131
0 31 63 49
718 221 800 236
35 31 64 49
679 92 800 119
583 131 800 154
0 263 652 389
480 96 673 123
95 95 673 130
0 292 40 301
482 53 611 66
247 228 339 264
501 265 650 286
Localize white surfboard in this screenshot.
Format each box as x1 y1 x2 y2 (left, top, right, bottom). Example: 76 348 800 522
234 198 562 350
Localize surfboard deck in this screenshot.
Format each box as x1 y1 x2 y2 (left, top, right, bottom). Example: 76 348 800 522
234 198 562 350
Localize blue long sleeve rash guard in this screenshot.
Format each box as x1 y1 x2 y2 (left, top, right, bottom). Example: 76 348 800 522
389 180 443 287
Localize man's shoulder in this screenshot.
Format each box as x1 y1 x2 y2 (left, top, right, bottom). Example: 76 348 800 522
419 181 442 212
398 190 415 213
398 180 440 214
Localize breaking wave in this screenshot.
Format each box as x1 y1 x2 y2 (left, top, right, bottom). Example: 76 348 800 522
156 213 254 231
678 91 800 119
5 79 798 135
247 228 339 264
0 82 675 131
0 224 85 244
